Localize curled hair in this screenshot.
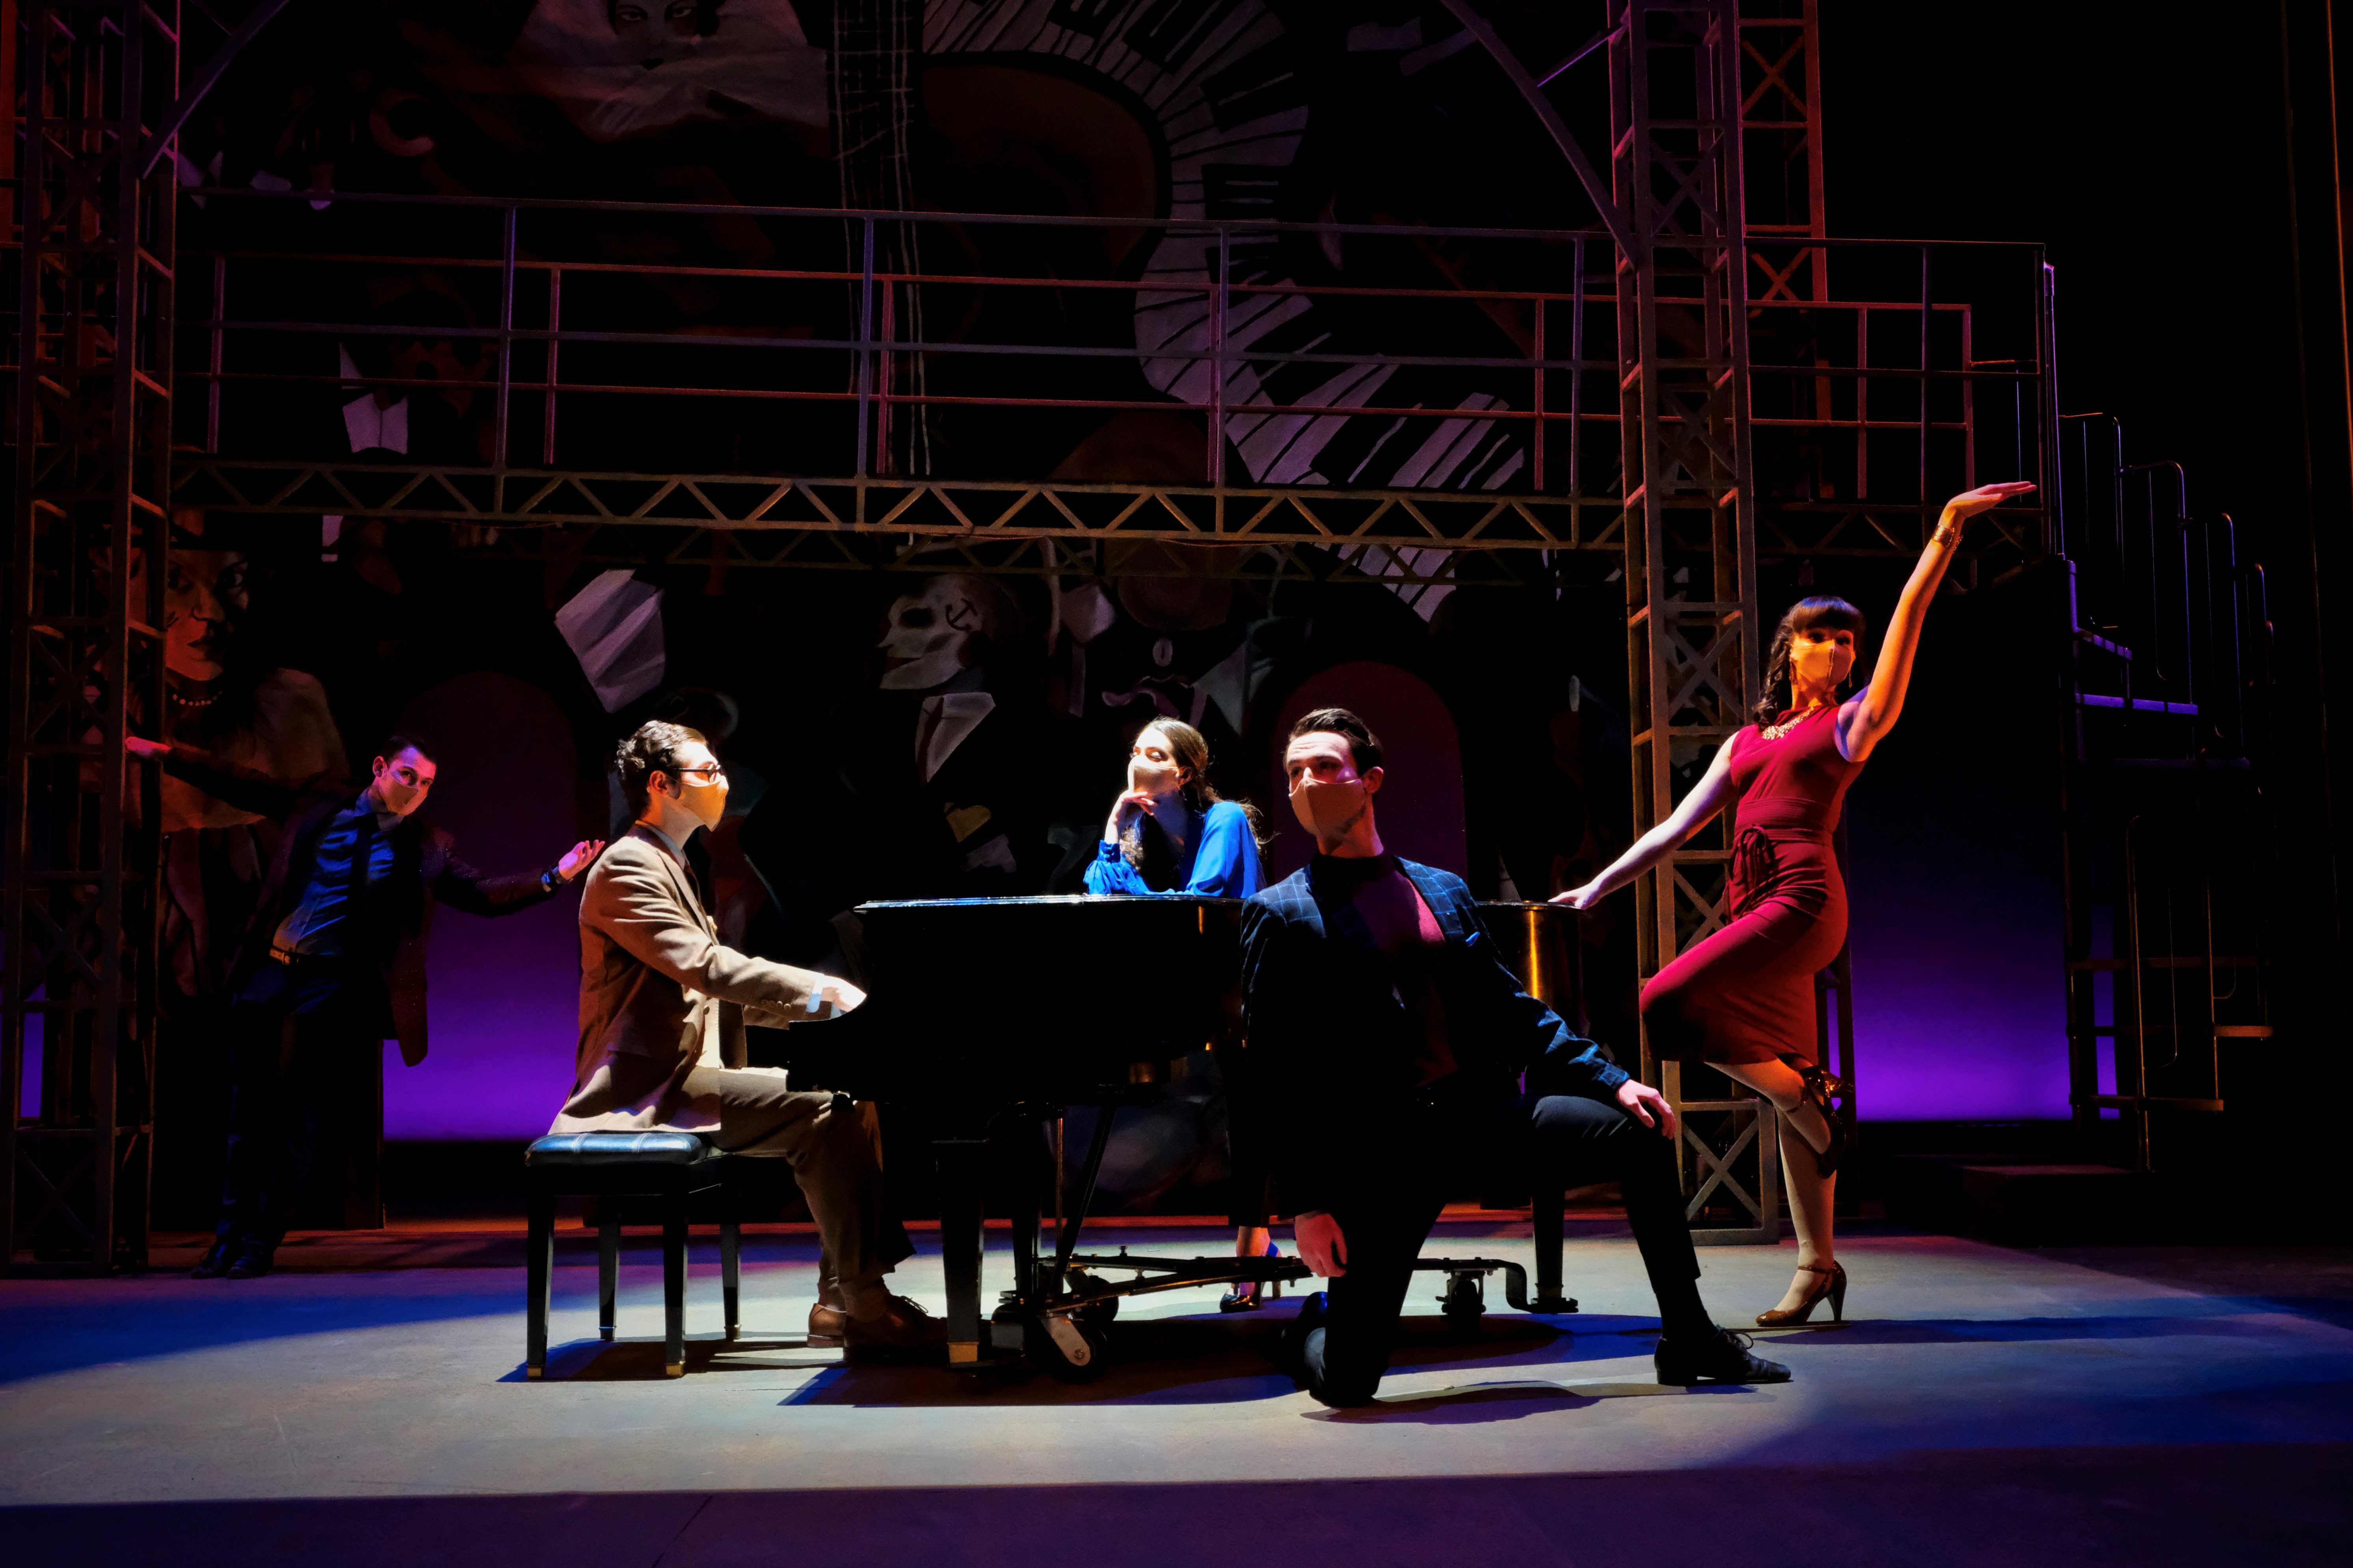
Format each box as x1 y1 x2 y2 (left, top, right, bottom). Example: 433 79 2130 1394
1754 597 1868 728
614 719 707 817
1122 719 1267 870
1286 706 1383 774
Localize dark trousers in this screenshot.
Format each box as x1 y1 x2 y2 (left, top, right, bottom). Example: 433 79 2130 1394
1299 1092 1708 1407
218 959 379 1246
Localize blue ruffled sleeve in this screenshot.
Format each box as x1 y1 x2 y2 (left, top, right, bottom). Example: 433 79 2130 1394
1082 840 1152 896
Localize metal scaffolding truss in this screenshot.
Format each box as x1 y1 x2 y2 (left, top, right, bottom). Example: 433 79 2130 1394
4 0 179 1274
1604 0 1775 1242
1 0 2062 1266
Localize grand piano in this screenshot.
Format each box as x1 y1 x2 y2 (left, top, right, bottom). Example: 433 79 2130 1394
775 894 1550 1375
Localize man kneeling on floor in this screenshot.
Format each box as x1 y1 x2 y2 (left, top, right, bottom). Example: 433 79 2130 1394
1244 708 1789 1405
550 720 943 1351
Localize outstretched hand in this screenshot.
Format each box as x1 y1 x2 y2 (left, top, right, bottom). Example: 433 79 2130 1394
123 736 170 761
1549 882 1602 912
556 839 606 882
1941 480 2036 523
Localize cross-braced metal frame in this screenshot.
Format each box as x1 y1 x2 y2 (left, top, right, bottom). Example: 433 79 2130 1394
5 0 2060 1264
1606 0 1775 1242
3 0 177 1274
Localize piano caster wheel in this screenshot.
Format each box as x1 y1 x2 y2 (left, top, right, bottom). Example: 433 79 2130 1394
1439 1272 1486 1337
1024 1313 1108 1383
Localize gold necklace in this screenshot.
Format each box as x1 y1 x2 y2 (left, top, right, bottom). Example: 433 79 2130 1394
1761 701 1831 742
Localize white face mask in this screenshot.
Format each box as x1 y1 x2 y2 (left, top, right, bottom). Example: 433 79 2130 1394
1289 774 1368 839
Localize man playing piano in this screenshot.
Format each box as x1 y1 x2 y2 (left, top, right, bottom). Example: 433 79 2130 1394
550 720 943 1350
1244 708 1790 1405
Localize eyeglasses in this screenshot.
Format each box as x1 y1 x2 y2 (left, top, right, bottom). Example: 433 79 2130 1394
672 763 727 786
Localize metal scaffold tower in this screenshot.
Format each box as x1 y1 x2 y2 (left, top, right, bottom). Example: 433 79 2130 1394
3 0 179 1273
1606 0 1774 1242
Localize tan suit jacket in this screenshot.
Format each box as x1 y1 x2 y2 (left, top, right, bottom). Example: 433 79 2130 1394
550 826 837 1134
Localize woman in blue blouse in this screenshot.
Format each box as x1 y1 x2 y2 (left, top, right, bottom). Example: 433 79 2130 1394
1082 720 1279 1306
1081 719 1266 899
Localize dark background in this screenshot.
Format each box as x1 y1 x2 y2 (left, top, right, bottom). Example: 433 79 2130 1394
118 1 2351 1227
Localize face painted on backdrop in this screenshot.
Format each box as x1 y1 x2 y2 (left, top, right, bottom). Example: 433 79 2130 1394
130 514 250 683
659 738 730 831
1128 726 1187 798
1284 731 1378 839
610 0 701 61
369 748 437 818
876 578 986 691
1789 626 1857 694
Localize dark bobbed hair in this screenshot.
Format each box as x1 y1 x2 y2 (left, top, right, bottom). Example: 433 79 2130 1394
377 732 438 765
615 720 707 816
1754 597 1868 728
1286 706 1384 775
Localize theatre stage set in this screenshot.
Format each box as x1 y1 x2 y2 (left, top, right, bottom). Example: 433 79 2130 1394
4 2 2350 1564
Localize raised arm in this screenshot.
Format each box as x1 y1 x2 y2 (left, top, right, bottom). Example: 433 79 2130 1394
1551 733 1745 911
1838 481 2035 763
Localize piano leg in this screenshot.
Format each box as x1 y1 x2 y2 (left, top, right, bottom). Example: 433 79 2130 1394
935 1137 988 1364
1009 1128 1042 1307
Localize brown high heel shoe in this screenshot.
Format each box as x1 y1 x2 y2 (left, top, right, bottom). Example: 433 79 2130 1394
1756 1261 1847 1326
1797 1064 1851 1177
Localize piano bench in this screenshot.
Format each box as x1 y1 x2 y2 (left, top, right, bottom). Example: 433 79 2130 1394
522 1133 740 1380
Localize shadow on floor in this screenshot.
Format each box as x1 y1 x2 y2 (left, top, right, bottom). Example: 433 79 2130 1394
507 1309 1664 1405
6 1443 2346 1568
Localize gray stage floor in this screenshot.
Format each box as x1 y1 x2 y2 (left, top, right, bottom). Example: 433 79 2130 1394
3 1221 2349 1566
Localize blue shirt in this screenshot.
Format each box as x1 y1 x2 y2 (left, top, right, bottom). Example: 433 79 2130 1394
1083 798 1264 898
272 799 399 958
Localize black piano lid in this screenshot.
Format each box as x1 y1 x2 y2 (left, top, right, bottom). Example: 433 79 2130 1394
819 896 1248 1084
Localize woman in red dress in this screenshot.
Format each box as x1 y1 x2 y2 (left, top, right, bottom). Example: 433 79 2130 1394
1556 481 2035 1325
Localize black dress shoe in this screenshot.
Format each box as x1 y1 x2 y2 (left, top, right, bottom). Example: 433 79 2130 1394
1656 1326 1792 1386
190 1238 241 1279
224 1239 276 1280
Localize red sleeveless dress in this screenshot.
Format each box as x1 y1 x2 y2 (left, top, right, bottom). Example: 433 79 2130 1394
1640 704 1862 1067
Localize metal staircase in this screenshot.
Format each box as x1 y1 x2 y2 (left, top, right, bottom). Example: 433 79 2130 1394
2056 413 2273 1175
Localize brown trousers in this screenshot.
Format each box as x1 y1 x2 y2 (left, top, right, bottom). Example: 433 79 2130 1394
682 1065 914 1288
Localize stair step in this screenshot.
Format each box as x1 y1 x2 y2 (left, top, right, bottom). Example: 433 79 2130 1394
2078 693 2197 714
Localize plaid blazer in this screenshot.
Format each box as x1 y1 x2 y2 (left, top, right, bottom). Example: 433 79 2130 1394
1240 856 1627 1213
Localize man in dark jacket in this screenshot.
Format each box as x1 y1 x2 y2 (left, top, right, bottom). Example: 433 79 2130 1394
1243 708 1789 1406
132 732 601 1278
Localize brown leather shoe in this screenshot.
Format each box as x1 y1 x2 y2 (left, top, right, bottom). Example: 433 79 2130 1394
808 1293 945 1352
807 1300 851 1348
